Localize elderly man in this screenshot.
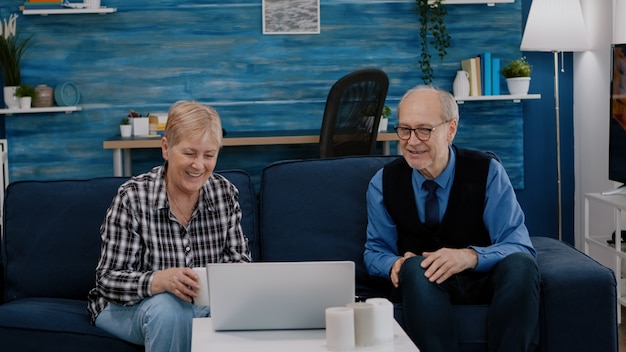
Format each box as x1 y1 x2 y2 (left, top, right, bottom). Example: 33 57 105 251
364 86 540 352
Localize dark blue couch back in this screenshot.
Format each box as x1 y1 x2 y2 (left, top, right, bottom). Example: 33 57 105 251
0 170 258 303
259 155 400 298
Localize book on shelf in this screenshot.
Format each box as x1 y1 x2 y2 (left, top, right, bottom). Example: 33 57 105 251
474 55 482 96
491 57 501 95
460 54 504 97
23 1 64 9
23 5 64 9
461 57 480 97
23 1 63 4
481 52 492 96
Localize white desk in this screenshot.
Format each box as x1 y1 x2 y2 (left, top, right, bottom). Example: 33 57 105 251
103 130 399 177
191 318 419 352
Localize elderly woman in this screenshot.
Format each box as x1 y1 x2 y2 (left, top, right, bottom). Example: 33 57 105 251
87 101 251 352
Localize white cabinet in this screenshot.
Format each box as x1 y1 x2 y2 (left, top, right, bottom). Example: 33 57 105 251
584 192 626 323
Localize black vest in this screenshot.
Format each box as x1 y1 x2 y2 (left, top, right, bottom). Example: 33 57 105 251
382 146 492 254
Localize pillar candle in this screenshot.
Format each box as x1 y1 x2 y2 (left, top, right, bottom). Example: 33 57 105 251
365 297 394 343
347 302 376 347
325 307 355 351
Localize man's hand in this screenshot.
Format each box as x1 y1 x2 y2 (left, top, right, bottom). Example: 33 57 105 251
151 267 200 302
421 248 478 284
390 252 417 288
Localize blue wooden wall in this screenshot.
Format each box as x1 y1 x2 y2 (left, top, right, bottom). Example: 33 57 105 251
1 0 524 186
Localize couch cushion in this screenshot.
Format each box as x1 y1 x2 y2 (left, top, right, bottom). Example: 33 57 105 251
0 297 142 352
2 178 127 303
259 155 400 298
217 170 259 261
531 236 617 352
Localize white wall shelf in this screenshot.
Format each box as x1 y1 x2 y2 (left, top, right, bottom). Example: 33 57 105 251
456 94 541 104
440 0 514 5
0 106 81 116
22 7 116 16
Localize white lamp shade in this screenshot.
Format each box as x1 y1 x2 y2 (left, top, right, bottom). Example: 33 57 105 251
520 0 588 52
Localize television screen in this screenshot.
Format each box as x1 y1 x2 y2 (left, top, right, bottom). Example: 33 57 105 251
609 44 626 186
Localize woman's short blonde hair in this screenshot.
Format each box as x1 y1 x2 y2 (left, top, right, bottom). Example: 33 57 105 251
164 100 223 148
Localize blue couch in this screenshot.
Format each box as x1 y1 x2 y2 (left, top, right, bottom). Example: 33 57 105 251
0 156 618 351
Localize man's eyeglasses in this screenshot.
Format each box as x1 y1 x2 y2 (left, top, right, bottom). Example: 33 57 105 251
394 121 449 141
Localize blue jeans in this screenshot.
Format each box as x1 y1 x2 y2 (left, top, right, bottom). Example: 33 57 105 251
398 252 540 352
95 293 211 352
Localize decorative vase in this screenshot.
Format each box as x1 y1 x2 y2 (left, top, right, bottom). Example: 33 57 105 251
19 96 32 109
505 77 531 95
33 84 54 107
453 70 470 98
3 86 19 109
120 124 132 137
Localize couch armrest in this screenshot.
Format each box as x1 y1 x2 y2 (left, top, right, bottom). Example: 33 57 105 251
532 236 617 352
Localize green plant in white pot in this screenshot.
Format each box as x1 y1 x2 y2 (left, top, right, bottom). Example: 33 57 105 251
120 117 132 137
379 105 392 132
0 14 34 109
15 83 36 109
501 56 532 95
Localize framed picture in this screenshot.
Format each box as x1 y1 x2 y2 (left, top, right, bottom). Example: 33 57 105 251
263 0 320 35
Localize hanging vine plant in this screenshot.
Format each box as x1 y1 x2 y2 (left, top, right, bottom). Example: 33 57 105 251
415 0 451 84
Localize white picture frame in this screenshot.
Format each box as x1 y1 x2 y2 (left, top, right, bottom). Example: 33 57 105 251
262 0 320 35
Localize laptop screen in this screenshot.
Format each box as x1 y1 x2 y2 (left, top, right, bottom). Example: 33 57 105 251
207 261 355 331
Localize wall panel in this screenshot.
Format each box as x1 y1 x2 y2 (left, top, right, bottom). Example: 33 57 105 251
1 0 524 188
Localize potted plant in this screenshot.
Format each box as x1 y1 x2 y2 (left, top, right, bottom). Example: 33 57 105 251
120 117 132 137
500 56 532 95
414 0 451 85
0 14 34 109
378 105 392 132
15 83 36 109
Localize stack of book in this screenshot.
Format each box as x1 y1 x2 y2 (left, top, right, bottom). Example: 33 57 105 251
460 52 502 97
23 0 64 10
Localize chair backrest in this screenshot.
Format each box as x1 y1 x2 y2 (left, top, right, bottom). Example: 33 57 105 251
319 68 390 158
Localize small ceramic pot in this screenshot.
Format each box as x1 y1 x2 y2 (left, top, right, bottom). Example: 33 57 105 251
120 124 132 137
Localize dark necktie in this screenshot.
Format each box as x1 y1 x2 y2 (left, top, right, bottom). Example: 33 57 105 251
423 180 440 229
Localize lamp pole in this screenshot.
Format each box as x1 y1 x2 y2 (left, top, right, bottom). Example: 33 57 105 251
520 0 588 241
552 51 563 241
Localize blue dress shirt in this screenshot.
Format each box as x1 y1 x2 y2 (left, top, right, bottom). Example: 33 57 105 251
364 146 535 278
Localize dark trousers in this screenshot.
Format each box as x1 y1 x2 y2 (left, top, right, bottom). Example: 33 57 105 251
398 252 540 352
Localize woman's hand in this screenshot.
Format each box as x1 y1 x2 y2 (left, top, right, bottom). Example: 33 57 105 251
151 267 200 302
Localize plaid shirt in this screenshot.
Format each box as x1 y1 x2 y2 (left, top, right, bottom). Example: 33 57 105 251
87 165 251 323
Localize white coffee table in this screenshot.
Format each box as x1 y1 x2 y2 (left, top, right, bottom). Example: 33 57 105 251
191 318 419 351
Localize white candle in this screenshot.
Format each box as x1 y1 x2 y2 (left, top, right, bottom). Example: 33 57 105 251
365 298 394 343
325 307 355 351
347 302 376 347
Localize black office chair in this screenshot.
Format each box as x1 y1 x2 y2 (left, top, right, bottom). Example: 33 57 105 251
319 68 389 158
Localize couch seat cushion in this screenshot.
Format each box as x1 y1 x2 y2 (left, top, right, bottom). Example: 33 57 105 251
0 297 118 337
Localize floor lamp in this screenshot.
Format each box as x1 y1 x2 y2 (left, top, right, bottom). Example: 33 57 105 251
520 0 588 241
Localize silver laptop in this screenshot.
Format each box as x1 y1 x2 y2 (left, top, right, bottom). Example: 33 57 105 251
207 261 355 331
